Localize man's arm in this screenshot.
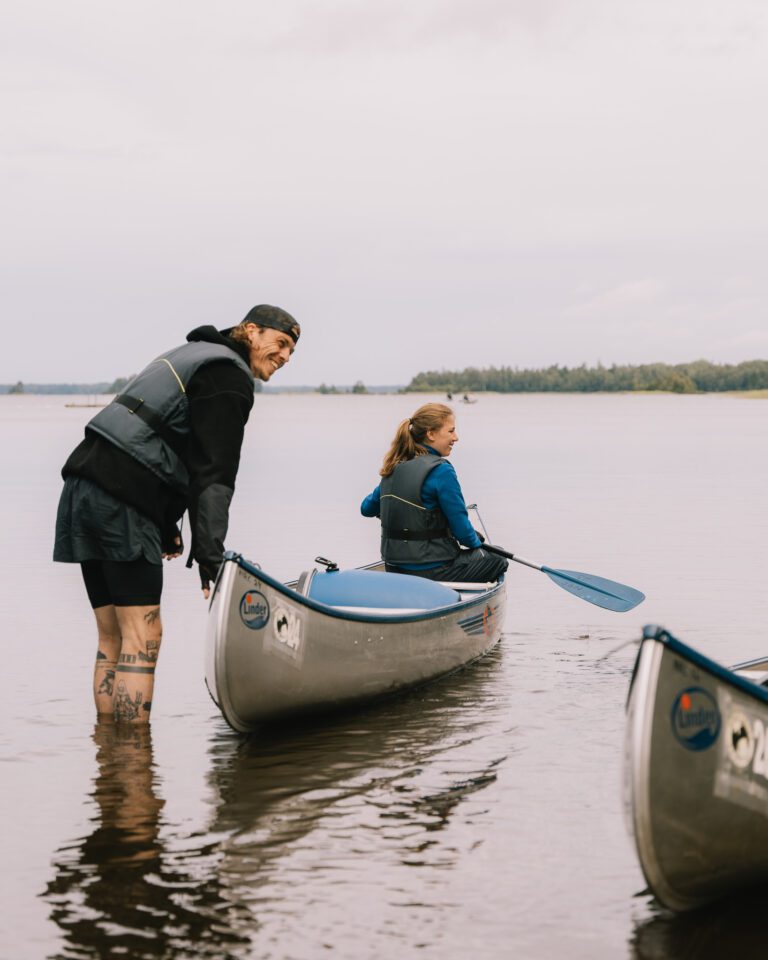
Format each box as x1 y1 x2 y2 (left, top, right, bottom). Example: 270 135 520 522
186 362 255 590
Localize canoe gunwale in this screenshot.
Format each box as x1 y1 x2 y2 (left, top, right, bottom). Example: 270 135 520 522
214 551 505 625
643 625 768 705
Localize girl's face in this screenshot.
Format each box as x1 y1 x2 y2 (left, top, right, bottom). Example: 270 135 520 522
426 415 458 457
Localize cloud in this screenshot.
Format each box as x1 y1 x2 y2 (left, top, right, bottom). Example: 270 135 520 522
1 0 767 382
249 0 579 57
565 279 665 318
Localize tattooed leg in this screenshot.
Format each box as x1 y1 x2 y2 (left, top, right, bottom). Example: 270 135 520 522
113 679 144 722
93 605 121 716
112 605 163 723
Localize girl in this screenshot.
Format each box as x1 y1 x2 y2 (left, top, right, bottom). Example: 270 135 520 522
361 403 507 583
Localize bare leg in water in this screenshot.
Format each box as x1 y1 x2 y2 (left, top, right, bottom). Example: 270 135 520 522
92 604 162 723
93 605 120 716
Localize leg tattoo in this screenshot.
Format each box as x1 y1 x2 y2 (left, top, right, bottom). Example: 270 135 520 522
138 639 159 663
97 668 115 697
114 680 143 722
112 604 162 722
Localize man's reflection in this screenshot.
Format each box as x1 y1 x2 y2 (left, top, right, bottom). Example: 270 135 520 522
43 722 248 960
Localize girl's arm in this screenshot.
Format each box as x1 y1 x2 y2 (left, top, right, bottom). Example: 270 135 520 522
360 484 382 517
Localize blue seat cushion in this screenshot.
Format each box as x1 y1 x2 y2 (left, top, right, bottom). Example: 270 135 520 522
307 569 460 609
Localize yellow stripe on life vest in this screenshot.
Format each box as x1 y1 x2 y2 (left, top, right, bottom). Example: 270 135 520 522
380 493 426 510
153 357 186 393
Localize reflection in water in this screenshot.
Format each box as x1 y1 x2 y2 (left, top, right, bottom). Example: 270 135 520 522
43 722 248 960
43 650 507 957
205 649 508 939
631 887 768 960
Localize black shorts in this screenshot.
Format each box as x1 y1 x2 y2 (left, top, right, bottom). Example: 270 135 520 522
81 558 163 608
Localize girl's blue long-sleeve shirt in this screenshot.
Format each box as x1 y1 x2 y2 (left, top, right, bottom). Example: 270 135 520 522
361 448 482 567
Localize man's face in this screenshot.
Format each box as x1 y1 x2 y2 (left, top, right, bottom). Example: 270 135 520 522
246 325 296 381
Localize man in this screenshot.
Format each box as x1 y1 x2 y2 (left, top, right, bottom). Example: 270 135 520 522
54 305 300 722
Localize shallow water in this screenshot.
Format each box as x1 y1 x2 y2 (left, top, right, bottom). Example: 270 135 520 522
2 392 767 959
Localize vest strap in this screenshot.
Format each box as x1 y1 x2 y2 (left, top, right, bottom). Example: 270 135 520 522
382 526 450 541
114 394 186 459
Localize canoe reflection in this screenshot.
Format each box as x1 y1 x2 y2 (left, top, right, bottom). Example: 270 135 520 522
631 885 768 960
43 722 248 960
205 648 506 912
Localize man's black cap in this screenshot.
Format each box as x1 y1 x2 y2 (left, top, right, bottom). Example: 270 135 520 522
242 305 300 343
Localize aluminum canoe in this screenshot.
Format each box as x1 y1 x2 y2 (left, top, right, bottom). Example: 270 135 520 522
205 552 506 733
624 624 768 911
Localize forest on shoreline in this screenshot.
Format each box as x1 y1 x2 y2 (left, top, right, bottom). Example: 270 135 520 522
4 359 768 396
406 359 768 394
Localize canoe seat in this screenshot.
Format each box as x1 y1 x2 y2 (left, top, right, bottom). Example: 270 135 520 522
307 569 461 609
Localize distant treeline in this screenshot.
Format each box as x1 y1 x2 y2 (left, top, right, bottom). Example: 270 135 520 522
0 381 122 395
1 376 267 395
406 360 768 394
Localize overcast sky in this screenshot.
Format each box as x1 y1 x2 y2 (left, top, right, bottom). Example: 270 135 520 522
2 0 767 385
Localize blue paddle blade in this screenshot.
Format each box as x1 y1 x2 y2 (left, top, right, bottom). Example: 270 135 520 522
542 566 645 613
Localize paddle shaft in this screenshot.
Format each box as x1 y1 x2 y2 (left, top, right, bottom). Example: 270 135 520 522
483 543 541 571
467 507 546 572
469 506 544 570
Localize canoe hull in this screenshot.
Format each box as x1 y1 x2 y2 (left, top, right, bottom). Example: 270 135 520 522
625 626 768 911
206 554 506 732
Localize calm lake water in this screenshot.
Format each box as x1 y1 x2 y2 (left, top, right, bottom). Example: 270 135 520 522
2 392 767 960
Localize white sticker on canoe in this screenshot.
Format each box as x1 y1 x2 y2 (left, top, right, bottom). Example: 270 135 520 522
714 695 768 815
263 605 304 665
726 710 754 769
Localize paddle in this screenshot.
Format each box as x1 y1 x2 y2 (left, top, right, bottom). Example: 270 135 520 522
482 543 645 613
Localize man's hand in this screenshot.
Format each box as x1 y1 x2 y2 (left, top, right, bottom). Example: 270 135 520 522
474 529 486 544
161 524 184 560
162 536 183 560
199 561 220 600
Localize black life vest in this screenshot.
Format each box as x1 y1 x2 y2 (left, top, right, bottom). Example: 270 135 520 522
87 340 253 496
380 455 461 566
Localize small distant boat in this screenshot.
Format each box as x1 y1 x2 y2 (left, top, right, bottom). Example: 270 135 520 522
624 625 768 911
205 552 506 732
